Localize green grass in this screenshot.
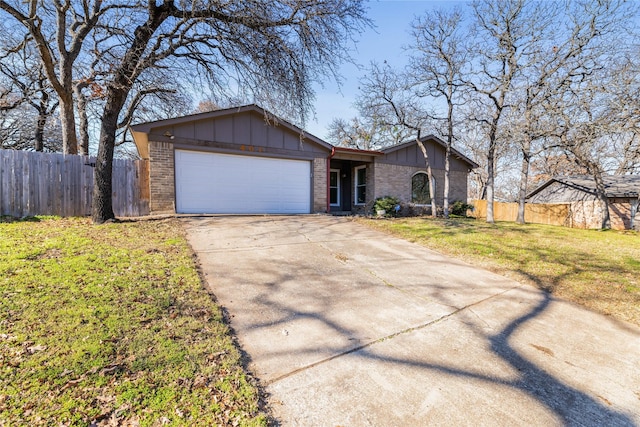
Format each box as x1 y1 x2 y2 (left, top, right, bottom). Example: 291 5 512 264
0 217 267 426
360 217 640 327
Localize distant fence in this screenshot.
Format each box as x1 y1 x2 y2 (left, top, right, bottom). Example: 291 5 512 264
471 200 571 227
471 199 635 230
0 149 149 218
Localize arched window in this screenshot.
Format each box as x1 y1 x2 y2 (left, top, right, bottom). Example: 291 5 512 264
412 172 433 204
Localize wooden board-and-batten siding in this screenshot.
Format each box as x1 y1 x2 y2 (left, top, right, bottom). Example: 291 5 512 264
0 149 149 218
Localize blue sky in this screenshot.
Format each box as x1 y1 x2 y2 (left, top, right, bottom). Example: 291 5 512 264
307 0 463 139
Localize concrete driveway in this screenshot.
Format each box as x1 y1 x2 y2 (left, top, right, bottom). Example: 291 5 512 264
183 215 640 426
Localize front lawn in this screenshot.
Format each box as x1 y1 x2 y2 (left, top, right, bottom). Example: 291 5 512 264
361 217 640 327
0 217 267 426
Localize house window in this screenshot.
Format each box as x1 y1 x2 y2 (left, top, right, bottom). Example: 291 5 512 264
330 169 340 206
412 172 433 204
355 165 367 205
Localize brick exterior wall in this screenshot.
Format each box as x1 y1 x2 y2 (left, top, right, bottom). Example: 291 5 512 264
447 170 469 204
610 198 635 230
373 162 469 207
313 157 327 213
571 198 635 230
149 141 175 213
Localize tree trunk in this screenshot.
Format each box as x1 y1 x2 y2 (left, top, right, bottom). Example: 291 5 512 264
443 97 453 219
32 79 52 152
486 132 496 224
90 2 173 223
516 142 531 224
34 110 46 152
75 85 90 155
60 96 78 154
416 136 437 218
443 143 450 218
592 171 611 230
92 93 126 223
484 99 506 225
633 195 640 231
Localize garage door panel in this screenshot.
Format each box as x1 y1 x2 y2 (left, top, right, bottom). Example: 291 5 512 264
175 150 311 214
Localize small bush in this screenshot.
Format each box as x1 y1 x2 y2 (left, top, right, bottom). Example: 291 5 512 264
373 196 401 217
450 201 474 217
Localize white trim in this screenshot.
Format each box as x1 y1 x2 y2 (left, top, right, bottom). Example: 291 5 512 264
329 169 341 206
354 165 367 205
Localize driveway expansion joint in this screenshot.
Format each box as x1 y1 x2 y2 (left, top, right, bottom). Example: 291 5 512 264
364 266 448 306
264 283 526 386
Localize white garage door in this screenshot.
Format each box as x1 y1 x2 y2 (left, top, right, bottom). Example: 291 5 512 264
175 150 311 214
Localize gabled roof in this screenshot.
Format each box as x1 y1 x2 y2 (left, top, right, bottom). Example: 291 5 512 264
527 175 640 199
381 135 479 169
130 103 333 150
130 105 479 169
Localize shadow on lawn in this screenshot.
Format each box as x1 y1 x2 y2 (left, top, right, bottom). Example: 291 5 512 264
0 215 42 223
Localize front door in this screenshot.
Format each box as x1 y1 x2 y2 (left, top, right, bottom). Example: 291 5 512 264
330 169 341 209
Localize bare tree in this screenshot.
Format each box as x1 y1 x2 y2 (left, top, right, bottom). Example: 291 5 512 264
193 99 222 114
607 56 640 176
537 1 640 230
115 80 194 157
457 105 520 203
357 62 437 217
326 115 408 150
0 1 128 154
548 69 626 229
511 0 635 224
465 0 528 224
528 150 588 187
327 117 375 150
343 9 470 218
0 35 60 151
508 1 562 223
408 8 468 218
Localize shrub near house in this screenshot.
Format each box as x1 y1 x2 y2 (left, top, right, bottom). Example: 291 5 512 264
374 196 400 217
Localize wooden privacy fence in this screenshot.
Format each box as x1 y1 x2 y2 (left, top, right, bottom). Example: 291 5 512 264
471 200 571 227
0 149 149 218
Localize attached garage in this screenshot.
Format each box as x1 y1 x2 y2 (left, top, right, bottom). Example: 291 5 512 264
174 150 311 214
129 105 332 215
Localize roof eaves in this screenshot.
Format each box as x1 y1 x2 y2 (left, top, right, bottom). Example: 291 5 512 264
381 135 479 168
526 175 640 199
333 146 384 155
129 104 333 150
130 104 259 132
525 178 558 199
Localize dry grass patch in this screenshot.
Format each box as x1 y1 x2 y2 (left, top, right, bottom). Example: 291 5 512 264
0 217 267 426
360 217 640 326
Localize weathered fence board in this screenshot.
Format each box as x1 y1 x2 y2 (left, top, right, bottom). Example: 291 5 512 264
0 150 149 217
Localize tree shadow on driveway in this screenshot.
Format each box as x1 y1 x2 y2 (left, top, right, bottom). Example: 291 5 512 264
184 216 638 425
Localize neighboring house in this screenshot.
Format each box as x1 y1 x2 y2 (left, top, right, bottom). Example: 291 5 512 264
130 104 477 215
526 175 640 230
